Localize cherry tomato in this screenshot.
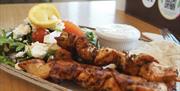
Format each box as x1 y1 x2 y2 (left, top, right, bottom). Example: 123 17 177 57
32 27 49 43
63 21 84 36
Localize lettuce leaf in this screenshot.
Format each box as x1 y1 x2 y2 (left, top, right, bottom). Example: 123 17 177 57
0 55 15 67
0 29 25 52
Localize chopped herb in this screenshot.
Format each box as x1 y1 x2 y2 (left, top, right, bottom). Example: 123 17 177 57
81 28 100 48
15 42 25 52
85 31 100 48
0 55 15 67
0 29 25 52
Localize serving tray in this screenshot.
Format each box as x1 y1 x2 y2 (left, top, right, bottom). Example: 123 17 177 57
0 63 87 91
0 26 179 91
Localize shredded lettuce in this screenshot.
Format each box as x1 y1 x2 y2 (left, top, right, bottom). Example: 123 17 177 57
0 29 26 67
85 31 97 45
0 29 25 52
0 55 15 67
82 28 100 48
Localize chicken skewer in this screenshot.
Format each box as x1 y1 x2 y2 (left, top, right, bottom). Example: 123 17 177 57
19 58 168 91
50 60 169 91
55 31 179 83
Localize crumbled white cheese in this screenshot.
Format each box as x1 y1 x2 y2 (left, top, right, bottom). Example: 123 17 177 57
23 18 37 32
15 45 30 58
30 42 49 58
23 18 31 24
13 24 31 39
50 15 65 31
55 19 65 31
44 31 61 44
15 51 26 57
56 20 65 30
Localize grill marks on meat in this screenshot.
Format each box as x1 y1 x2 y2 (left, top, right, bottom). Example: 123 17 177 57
94 48 120 66
121 54 159 76
56 31 179 83
75 65 111 90
50 60 80 81
55 32 78 53
75 37 97 63
54 47 72 60
75 35 127 66
53 61 169 91
19 59 168 91
18 31 179 91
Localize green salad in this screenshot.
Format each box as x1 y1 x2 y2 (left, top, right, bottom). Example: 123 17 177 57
0 22 98 68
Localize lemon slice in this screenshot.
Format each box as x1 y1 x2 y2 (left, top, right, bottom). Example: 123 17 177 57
28 4 60 28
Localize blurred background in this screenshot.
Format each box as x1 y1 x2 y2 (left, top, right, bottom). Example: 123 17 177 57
0 0 113 4
0 0 179 37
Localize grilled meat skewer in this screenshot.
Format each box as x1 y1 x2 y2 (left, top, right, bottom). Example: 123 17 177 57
19 58 168 91
55 31 179 82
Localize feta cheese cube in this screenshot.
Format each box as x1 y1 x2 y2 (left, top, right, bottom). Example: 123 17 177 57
54 20 65 31
44 31 61 44
15 51 26 57
30 42 49 58
13 24 31 39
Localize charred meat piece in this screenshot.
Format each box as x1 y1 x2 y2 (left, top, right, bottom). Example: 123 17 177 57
120 53 159 76
18 59 53 79
55 31 78 53
139 62 178 82
19 59 168 91
54 47 72 60
56 31 179 83
123 54 178 83
75 37 97 63
49 60 80 81
94 48 121 66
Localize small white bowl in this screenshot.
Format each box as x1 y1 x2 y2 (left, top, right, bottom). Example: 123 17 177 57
96 24 140 51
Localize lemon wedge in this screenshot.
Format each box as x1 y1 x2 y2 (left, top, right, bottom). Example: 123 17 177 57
28 4 60 28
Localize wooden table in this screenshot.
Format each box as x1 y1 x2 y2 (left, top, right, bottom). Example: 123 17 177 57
0 1 160 34
0 1 161 91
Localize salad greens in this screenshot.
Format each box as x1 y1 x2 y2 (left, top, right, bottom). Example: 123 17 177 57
0 29 25 52
83 28 100 48
85 31 96 45
0 55 15 67
0 29 27 67
0 27 99 67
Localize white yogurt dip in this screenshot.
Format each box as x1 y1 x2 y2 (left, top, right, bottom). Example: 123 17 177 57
96 24 141 51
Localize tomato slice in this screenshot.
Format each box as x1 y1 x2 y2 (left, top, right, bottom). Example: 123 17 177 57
63 21 84 36
32 27 49 43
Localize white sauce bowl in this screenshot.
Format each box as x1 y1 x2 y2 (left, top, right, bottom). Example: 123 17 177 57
96 24 140 51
